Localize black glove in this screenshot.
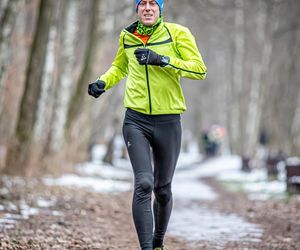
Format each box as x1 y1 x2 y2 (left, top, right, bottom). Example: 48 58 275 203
134 48 169 67
88 79 106 98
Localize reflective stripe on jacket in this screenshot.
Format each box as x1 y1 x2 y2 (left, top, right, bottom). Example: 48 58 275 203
99 20 207 115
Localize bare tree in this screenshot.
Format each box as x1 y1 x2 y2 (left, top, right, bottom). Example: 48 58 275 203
245 0 281 157
1 0 300 176
4 0 55 175
0 0 18 116
66 0 102 131
230 0 245 154
48 0 79 153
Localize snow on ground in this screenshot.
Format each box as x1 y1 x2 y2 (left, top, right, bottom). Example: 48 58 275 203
169 204 263 247
41 144 293 245
2 143 297 245
0 200 40 229
44 143 133 194
216 158 287 200
173 179 217 201
44 174 131 194
75 142 289 203
43 142 204 195
169 155 264 246
177 155 242 178
77 162 132 180
172 155 241 201
174 154 289 201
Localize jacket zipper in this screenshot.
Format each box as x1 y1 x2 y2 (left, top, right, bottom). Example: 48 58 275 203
124 31 153 114
144 34 152 114
145 63 152 114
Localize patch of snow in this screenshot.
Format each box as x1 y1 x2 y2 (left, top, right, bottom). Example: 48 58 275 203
43 174 131 194
52 210 64 216
277 161 287 181
3 213 23 220
243 181 286 194
173 179 218 201
21 207 39 220
91 144 106 163
171 156 241 202
217 168 267 182
20 201 39 219
176 155 241 179
286 157 300 166
113 158 132 170
177 151 202 169
169 204 263 246
212 158 288 200
114 135 126 159
289 176 300 183
7 202 18 211
247 193 284 201
0 217 16 229
36 197 56 208
0 202 39 229
77 162 132 180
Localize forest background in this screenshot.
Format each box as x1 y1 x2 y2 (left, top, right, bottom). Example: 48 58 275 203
0 0 299 176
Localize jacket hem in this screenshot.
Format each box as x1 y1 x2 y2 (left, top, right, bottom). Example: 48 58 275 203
124 106 185 115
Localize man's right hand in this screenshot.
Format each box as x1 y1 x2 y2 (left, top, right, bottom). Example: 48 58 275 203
88 79 106 98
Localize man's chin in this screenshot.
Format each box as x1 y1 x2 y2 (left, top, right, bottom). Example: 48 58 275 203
141 19 155 26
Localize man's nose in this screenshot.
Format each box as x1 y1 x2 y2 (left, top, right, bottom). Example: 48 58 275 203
145 2 151 10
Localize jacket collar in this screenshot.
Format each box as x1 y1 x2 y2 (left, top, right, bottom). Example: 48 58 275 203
125 19 165 35
125 21 139 33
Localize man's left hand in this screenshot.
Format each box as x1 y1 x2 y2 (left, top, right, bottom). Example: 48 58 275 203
134 48 168 66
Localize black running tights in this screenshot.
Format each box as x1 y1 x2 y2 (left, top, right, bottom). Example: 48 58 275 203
122 108 181 250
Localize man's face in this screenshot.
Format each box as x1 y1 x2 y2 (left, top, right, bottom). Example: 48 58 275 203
138 0 160 26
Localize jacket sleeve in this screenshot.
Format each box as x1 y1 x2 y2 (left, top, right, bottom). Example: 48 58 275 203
168 27 207 80
98 32 128 90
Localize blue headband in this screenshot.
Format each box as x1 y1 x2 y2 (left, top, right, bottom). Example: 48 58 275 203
135 0 164 13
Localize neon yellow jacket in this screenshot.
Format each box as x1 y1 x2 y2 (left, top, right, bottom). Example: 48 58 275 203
99 20 207 115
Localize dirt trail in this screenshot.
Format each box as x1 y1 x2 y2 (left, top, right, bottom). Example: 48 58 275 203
0 175 299 249
0 179 191 250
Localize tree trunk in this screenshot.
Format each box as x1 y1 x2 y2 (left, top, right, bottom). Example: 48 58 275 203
291 87 300 155
103 133 116 165
66 0 101 131
230 0 245 154
103 117 119 165
33 26 57 146
289 18 300 155
4 0 55 176
245 0 281 157
48 0 78 153
0 0 18 116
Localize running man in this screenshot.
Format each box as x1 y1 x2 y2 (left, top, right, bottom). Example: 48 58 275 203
88 0 207 249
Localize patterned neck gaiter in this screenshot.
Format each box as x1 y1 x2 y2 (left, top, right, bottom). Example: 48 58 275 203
137 17 162 35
